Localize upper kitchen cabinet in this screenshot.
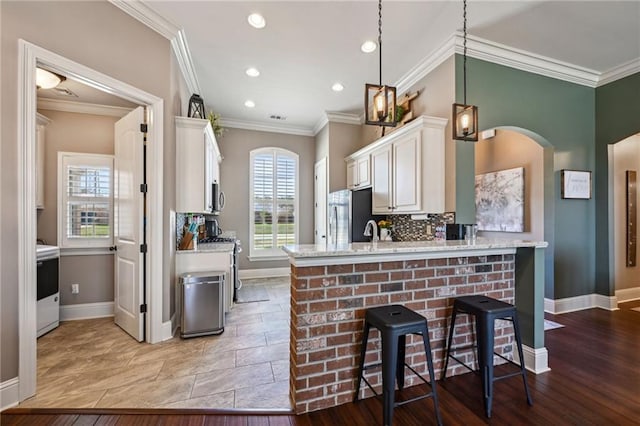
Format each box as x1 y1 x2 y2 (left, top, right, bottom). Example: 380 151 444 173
36 113 52 209
348 115 447 215
346 155 371 190
176 117 222 213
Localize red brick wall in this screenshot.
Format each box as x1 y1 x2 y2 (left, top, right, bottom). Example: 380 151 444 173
290 254 515 414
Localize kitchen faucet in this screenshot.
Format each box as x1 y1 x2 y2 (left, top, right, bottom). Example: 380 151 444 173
364 220 379 242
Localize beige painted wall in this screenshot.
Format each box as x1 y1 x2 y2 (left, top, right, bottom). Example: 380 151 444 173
216 128 315 271
1 0 179 381
328 122 361 193
315 124 329 162
475 129 544 241
612 133 640 292
36 109 117 306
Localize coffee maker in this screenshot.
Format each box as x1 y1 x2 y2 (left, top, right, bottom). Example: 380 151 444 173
205 218 221 238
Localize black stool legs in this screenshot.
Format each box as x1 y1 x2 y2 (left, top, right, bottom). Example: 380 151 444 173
442 296 533 418
354 305 442 426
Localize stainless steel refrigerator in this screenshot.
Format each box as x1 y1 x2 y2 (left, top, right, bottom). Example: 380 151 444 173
327 188 385 245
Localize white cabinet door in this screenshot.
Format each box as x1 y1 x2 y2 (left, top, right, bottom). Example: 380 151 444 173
357 156 371 188
176 117 221 213
392 132 421 213
371 146 392 214
346 160 357 190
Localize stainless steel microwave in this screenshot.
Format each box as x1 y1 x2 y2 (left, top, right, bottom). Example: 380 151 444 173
211 182 225 214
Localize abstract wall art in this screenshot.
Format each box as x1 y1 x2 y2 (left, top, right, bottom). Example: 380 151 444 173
475 167 524 232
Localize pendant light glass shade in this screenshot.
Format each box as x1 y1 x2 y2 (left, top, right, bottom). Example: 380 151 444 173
364 0 397 127
452 0 479 142
453 103 478 141
365 83 396 126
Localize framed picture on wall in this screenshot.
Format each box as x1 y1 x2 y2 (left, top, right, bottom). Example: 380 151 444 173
561 170 592 199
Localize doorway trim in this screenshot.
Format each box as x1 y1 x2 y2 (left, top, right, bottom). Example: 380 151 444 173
17 40 164 401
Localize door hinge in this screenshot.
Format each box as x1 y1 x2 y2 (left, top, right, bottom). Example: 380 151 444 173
140 123 148 133
140 243 147 253
140 183 148 193
140 304 147 313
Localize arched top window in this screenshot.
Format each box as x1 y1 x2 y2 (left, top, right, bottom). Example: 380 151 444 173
249 148 299 259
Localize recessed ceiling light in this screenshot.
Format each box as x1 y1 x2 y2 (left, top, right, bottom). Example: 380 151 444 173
246 67 260 77
247 13 266 29
361 40 377 53
244 100 256 108
332 83 344 92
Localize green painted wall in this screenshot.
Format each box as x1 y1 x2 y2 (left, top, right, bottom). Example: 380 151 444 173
455 55 596 300
595 73 640 295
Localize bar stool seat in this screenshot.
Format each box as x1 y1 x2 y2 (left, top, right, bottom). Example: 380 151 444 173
354 305 442 426
441 295 533 417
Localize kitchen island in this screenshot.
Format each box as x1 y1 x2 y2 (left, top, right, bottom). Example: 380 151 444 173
283 238 547 414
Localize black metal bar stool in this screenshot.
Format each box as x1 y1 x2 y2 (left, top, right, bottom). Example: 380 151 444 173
441 295 533 417
353 305 442 426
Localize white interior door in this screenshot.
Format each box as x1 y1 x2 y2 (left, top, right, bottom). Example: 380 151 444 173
314 158 328 244
114 106 145 341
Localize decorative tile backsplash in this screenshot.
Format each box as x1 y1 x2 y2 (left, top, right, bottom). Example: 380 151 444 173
386 212 456 241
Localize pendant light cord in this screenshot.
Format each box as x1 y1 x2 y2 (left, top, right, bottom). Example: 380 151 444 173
463 0 468 106
378 0 383 86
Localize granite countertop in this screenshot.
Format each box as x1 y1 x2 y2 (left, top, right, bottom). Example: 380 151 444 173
282 238 547 259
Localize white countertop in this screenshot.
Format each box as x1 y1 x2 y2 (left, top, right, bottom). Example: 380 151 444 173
282 238 547 266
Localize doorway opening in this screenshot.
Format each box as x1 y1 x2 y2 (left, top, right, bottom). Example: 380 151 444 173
17 40 165 402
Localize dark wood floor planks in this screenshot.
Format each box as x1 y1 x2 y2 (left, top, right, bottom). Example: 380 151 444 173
3 301 639 425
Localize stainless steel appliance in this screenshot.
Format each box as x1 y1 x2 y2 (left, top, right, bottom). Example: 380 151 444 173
36 245 60 337
211 182 225 215
328 188 384 245
180 271 225 338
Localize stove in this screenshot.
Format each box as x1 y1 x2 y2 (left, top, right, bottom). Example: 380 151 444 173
199 236 237 244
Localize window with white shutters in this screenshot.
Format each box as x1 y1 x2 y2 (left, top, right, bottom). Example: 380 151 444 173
58 152 114 248
250 148 298 258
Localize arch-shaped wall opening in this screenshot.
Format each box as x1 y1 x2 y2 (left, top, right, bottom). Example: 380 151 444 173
610 132 640 304
474 127 555 299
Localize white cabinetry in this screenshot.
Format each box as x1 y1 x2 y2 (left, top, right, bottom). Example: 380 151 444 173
351 115 447 215
36 113 51 209
346 155 371 190
176 117 222 213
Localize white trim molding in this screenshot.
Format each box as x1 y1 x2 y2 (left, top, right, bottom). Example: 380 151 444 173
615 286 640 304
312 112 362 136
60 302 114 321
37 98 132 117
545 293 619 314
223 117 315 137
161 312 177 341
239 267 291 280
598 58 640 87
1 377 20 411
514 344 550 375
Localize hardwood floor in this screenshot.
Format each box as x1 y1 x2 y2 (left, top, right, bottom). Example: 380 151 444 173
3 300 639 425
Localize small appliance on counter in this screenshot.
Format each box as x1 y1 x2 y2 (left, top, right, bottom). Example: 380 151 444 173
446 224 466 240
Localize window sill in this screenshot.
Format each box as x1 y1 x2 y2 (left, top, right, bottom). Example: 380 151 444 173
247 254 288 262
60 247 113 256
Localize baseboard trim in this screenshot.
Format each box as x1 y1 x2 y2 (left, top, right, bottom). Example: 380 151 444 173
239 267 290 280
1 377 20 411
513 344 550 374
615 286 640 303
544 293 618 314
59 302 114 321
161 312 177 341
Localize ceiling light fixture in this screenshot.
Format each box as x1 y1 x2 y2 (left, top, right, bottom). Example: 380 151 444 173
246 67 260 77
244 100 256 108
247 13 266 29
36 67 66 89
364 0 396 127
452 0 479 141
360 40 377 53
332 83 344 92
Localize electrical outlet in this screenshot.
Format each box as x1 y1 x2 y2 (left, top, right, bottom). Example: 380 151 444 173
71 283 79 294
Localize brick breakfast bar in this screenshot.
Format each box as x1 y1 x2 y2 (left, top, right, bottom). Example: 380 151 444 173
283 238 548 414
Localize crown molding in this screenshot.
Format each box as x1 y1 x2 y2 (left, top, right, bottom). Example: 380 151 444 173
460 33 601 88
222 118 315 137
597 58 640 87
109 0 201 95
37 98 133 117
313 112 362 136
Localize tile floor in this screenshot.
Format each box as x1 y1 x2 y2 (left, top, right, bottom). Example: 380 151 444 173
19 277 292 409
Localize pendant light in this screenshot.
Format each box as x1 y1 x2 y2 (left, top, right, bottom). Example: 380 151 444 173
365 0 396 127
452 0 478 141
